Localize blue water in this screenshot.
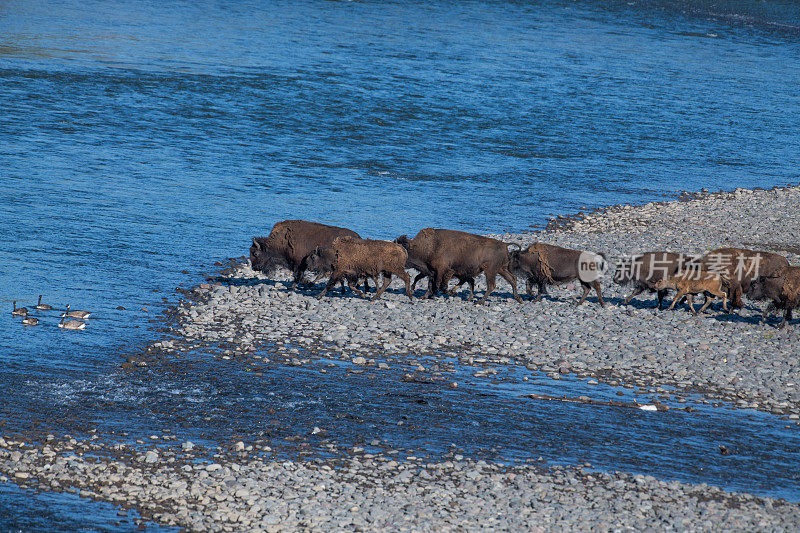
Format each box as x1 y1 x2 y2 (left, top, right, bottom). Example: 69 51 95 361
2 0 800 527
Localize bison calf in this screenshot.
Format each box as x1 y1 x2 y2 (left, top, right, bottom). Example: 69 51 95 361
654 271 729 315
613 251 687 309
250 220 360 289
511 243 606 306
747 266 800 328
307 237 412 301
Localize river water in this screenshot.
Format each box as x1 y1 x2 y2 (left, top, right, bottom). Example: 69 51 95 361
2 0 800 528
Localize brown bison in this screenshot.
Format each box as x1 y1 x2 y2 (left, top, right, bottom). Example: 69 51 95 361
511 243 607 306
394 228 521 304
746 266 800 328
654 271 730 315
250 220 360 289
697 247 789 308
613 251 689 309
307 237 412 301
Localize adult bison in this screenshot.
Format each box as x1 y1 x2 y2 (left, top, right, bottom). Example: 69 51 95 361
511 243 607 306
250 220 360 289
613 251 688 309
307 237 412 301
697 247 789 308
394 228 521 304
747 266 800 328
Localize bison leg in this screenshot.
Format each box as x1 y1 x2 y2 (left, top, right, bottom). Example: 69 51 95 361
761 302 775 323
372 274 391 300
424 275 436 299
498 267 522 303
446 277 466 296
778 308 791 328
525 277 533 296
316 275 340 299
592 281 605 307
434 270 452 299
411 272 427 293
532 281 547 302
697 293 716 314
577 283 591 306
347 277 368 299
623 286 644 305
667 290 687 311
656 289 668 310
290 266 304 290
395 269 412 301
687 294 698 315
441 272 456 295
466 278 475 301
477 272 498 305
539 282 549 296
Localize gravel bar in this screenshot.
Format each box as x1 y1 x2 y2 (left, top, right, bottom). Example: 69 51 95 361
2 435 799 531
158 185 800 418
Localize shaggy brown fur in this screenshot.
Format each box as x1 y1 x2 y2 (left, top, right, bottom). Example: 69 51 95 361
747 266 800 328
250 220 360 289
698 247 789 308
395 228 521 304
613 251 688 309
655 271 729 315
511 243 606 307
308 237 412 301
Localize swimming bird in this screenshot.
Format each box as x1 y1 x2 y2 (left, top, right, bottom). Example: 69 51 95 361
11 301 28 317
58 315 86 330
61 304 91 319
35 295 52 310
22 316 39 326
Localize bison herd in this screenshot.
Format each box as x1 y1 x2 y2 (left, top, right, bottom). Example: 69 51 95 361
249 220 800 328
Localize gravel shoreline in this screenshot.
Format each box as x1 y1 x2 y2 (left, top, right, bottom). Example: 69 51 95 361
5 185 800 531
2 435 800 531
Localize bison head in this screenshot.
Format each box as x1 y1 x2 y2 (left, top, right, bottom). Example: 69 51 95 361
746 275 772 301
394 235 411 250
249 237 283 274
306 245 335 275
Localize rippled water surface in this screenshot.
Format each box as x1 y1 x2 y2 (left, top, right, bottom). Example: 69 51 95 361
2 0 800 528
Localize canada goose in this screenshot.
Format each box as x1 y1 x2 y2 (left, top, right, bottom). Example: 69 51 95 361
35 295 52 310
22 316 39 326
58 315 86 330
61 304 91 320
11 301 28 317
